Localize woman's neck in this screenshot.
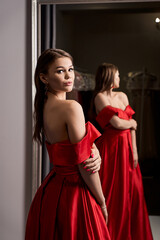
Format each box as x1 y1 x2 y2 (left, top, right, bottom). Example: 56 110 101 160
103 89 114 97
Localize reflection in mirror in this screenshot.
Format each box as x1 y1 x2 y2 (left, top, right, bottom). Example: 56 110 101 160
40 2 160 216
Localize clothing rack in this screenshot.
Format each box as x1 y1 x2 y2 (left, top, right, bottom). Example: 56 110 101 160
126 68 159 162
74 70 95 91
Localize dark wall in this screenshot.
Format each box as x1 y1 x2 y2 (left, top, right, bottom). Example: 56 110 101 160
56 9 160 91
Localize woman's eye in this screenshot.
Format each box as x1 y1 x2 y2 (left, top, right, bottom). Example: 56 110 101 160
69 68 74 72
57 69 64 74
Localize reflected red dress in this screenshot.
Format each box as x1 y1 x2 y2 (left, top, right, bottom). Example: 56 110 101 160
25 122 110 240
95 105 153 240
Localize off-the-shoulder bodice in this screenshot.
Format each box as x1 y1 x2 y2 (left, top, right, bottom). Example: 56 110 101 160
96 105 135 130
45 121 101 166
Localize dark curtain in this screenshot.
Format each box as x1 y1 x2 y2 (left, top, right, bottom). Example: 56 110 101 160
41 5 56 180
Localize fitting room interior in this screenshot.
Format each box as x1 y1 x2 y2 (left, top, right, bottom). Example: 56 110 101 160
40 1 160 239
0 0 160 239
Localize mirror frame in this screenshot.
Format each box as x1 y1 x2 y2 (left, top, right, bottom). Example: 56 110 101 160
31 0 160 197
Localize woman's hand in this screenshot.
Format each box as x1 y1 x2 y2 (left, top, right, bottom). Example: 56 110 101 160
133 149 138 168
83 143 101 174
130 119 137 130
100 203 108 225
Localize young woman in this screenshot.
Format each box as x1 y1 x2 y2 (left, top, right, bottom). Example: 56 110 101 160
25 49 111 240
91 63 153 240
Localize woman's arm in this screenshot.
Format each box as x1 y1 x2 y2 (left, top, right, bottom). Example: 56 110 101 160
78 163 108 222
95 92 137 130
65 101 108 223
130 129 138 168
110 116 137 130
83 143 101 173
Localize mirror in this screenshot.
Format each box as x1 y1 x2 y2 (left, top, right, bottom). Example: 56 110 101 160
32 0 160 216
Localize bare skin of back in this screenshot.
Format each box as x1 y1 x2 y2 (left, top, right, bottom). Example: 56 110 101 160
43 97 82 144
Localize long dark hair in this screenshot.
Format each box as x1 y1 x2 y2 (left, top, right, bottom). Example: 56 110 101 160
89 63 118 121
33 48 73 144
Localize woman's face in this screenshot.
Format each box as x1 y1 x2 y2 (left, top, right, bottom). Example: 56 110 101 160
45 57 75 93
113 70 120 88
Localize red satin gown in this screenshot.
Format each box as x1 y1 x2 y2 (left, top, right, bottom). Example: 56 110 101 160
95 105 153 240
25 122 110 240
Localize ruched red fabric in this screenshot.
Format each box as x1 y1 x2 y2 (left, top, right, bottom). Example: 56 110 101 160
96 105 153 240
25 122 110 240
45 121 101 166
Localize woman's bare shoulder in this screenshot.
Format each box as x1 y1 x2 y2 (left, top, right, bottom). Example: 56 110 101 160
95 92 105 100
63 100 84 119
47 99 82 117
95 92 110 105
116 91 129 105
94 92 110 112
46 99 84 130
53 99 80 109
65 99 82 111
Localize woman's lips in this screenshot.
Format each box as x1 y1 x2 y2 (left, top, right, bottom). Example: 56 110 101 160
64 82 72 86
